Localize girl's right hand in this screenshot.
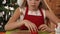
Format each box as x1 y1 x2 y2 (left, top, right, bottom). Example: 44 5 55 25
22 20 38 32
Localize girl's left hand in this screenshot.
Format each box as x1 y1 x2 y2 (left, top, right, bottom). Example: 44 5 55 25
38 24 53 32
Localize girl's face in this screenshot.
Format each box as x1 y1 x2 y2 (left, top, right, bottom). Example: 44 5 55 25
27 0 41 9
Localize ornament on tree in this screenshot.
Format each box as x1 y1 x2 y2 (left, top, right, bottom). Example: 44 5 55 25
9 7 14 10
2 0 6 4
4 5 9 9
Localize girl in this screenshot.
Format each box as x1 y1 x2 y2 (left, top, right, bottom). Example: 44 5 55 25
5 0 60 34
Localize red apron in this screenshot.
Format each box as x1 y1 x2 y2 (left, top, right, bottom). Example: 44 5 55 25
19 7 44 30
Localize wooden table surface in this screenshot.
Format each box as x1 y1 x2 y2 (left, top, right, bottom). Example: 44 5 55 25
0 31 55 34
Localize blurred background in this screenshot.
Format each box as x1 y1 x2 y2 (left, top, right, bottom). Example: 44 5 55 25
0 0 19 32
0 0 60 34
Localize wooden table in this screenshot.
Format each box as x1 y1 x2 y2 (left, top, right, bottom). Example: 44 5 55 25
5 30 51 34
0 31 55 34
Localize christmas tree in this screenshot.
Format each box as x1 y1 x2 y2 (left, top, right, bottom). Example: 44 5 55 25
0 0 19 31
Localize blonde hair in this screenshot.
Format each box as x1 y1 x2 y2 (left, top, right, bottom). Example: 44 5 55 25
17 0 47 9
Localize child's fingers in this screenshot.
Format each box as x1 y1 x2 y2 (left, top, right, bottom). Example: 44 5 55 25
38 24 46 30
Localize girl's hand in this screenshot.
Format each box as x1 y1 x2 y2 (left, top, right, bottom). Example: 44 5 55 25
22 20 38 32
38 24 54 32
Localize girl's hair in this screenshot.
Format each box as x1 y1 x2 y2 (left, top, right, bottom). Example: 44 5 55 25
18 0 48 9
